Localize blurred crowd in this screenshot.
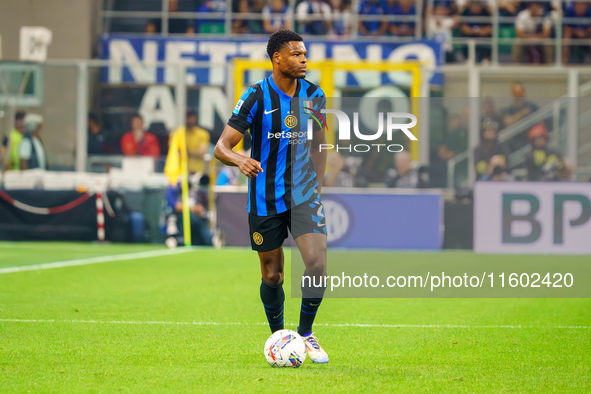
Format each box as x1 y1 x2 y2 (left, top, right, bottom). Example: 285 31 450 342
115 0 591 64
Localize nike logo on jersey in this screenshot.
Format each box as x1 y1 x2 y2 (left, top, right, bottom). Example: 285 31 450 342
264 108 278 114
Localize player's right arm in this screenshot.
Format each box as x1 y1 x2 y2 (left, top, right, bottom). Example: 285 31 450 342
214 125 263 178
214 87 263 178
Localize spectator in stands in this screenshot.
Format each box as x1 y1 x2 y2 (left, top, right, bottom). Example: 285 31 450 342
19 114 47 170
479 154 514 181
481 96 500 123
196 0 227 33
330 0 353 36
357 0 388 36
426 1 459 63
429 144 455 188
501 82 538 128
388 0 416 37
232 0 252 34
164 111 211 184
513 1 554 64
524 124 573 181
167 0 195 34
473 118 510 179
459 0 492 62
2 112 26 170
296 0 332 35
120 114 161 157
562 1 591 64
498 0 520 16
262 0 292 33
145 20 159 34
164 174 219 246
384 151 425 188
446 112 469 155
88 113 116 155
324 151 354 187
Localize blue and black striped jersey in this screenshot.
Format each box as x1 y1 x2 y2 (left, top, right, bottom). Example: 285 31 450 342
228 76 325 216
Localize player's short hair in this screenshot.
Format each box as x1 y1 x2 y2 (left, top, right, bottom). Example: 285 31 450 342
131 113 143 122
266 30 303 60
15 112 26 121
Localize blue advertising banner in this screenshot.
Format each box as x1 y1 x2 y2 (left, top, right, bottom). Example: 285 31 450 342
100 35 443 87
322 192 443 250
215 189 443 250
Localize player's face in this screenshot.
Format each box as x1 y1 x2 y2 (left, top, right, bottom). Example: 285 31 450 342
278 41 308 79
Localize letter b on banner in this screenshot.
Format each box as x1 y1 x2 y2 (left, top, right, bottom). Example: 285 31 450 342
502 194 542 244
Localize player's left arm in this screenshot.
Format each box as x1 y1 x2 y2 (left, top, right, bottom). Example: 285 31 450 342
310 95 327 193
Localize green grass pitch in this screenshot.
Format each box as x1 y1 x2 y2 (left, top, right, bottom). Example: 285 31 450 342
0 242 589 392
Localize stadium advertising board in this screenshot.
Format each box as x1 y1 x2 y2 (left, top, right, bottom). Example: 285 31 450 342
100 35 443 87
474 182 591 254
216 189 443 250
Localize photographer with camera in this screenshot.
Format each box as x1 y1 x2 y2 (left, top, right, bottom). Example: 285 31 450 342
524 124 572 182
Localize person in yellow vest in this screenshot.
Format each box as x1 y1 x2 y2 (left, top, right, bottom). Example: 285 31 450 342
164 111 211 184
1 112 26 170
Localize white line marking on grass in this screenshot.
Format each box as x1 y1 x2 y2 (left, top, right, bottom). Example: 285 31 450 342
0 248 194 275
0 319 588 329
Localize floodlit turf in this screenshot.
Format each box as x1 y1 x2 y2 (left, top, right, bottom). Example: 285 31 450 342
0 243 589 392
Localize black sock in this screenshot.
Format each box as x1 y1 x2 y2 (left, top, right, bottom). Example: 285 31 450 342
260 279 284 333
298 297 324 336
298 272 326 336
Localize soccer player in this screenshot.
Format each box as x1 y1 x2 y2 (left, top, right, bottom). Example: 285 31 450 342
214 30 329 364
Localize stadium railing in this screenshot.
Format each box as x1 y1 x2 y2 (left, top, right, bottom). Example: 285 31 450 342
98 0 591 66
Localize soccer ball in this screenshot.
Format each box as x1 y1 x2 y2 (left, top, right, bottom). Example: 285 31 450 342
264 329 306 368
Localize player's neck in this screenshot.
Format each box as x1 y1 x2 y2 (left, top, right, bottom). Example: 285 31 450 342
271 71 298 97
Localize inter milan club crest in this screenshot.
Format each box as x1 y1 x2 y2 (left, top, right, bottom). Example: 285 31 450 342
284 115 298 128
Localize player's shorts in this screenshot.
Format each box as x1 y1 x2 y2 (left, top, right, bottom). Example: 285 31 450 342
248 194 327 252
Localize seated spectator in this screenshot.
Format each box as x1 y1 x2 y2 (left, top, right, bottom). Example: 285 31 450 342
232 0 252 34
481 96 500 123
19 114 47 170
324 151 354 187
473 118 510 178
498 0 520 16
460 0 492 62
479 154 514 181
145 20 160 34
167 0 194 34
525 124 571 181
563 1 591 64
164 111 211 184
357 0 388 36
389 0 416 37
426 1 459 63
296 0 332 35
446 112 469 155
513 1 554 64
163 174 219 246
263 0 292 33
501 82 538 128
330 0 353 36
120 114 161 157
384 151 426 188
2 112 26 170
88 113 117 155
196 0 227 34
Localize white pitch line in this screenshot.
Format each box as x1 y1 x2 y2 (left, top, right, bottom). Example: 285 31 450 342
0 248 194 275
0 318 588 329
